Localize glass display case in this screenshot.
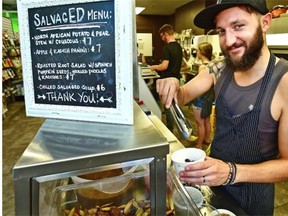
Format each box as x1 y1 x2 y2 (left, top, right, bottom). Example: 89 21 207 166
13 103 173 215
35 166 202 216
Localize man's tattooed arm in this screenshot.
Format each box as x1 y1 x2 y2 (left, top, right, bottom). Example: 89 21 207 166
207 59 225 81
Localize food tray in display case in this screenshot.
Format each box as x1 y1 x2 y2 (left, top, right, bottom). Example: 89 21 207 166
40 166 204 216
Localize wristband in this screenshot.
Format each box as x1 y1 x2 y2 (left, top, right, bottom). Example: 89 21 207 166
222 162 233 185
222 162 237 185
230 162 237 184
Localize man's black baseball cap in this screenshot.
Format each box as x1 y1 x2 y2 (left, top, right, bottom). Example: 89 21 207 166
194 0 269 29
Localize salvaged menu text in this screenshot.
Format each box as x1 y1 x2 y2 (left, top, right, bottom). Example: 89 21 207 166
28 1 116 108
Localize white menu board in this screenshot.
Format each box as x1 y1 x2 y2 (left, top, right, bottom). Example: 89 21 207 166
17 0 135 125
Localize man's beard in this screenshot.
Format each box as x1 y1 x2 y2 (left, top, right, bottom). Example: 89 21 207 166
222 25 264 71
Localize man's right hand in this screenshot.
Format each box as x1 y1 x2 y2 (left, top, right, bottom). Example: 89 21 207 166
156 77 180 109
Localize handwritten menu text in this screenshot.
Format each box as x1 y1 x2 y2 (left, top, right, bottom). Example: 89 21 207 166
28 1 116 108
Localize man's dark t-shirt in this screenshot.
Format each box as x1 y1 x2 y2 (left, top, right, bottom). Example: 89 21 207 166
160 41 182 80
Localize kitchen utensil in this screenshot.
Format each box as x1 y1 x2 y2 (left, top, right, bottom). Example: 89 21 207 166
170 100 193 140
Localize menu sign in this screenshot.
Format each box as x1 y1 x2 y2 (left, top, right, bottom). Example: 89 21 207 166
29 2 116 108
17 0 135 124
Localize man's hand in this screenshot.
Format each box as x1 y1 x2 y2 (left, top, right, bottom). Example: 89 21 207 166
179 157 231 186
156 77 180 108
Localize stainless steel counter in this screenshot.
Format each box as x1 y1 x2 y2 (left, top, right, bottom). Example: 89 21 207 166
13 102 169 215
148 114 185 166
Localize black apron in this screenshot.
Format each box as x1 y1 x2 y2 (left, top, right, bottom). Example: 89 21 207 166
210 54 276 216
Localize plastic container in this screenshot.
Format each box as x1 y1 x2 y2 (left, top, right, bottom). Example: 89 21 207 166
173 186 204 215
71 166 137 194
210 209 236 216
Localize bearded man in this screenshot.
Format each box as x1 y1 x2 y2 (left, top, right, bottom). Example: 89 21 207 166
156 0 288 215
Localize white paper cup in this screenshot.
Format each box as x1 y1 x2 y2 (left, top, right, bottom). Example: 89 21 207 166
171 148 206 177
173 186 204 215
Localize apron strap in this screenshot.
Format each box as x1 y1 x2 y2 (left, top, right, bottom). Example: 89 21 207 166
219 53 276 110
254 53 276 110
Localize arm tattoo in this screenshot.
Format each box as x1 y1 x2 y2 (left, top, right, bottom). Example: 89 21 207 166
207 59 226 81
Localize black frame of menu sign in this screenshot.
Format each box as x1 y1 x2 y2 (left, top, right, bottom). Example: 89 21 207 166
17 0 135 124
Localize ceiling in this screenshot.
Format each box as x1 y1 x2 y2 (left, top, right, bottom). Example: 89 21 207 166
136 0 193 15
2 0 193 15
